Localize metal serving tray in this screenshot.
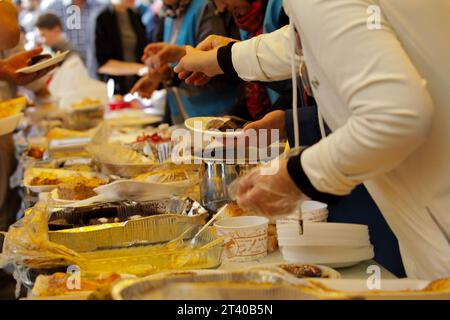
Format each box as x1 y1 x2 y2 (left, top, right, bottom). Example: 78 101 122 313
111 268 314 300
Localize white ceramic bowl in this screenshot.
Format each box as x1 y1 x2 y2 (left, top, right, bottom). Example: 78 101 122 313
215 216 269 262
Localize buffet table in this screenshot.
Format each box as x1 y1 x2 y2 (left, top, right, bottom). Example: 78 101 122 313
4 97 448 301
23 252 395 300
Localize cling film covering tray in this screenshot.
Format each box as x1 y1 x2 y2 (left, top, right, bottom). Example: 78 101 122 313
76 229 224 277
48 213 208 252
1 203 223 278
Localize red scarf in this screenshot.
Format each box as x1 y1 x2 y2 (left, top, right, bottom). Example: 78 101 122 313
234 1 266 36
234 1 271 120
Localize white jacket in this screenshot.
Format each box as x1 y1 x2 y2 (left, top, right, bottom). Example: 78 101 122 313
231 0 450 280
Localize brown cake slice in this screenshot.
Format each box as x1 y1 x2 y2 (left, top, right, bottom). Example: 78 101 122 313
57 177 105 200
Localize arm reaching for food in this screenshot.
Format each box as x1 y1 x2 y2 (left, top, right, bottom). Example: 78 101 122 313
174 26 297 84
0 48 55 86
142 43 186 72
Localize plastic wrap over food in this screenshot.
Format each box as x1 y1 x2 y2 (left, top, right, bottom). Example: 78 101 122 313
48 197 207 229
75 230 223 277
0 203 82 270
86 123 156 166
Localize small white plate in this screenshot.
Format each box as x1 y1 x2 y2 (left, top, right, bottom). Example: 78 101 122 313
0 113 23 136
16 51 70 74
253 263 342 279
185 117 244 138
280 245 374 268
277 235 371 247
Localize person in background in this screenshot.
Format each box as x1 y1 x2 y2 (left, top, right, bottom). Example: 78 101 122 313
131 0 238 124
91 0 148 94
17 0 41 49
18 0 41 33
225 0 405 276
140 0 164 43
219 0 290 120
211 0 240 40
35 13 79 57
41 0 104 63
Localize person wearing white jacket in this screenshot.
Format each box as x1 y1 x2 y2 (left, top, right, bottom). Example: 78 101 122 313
174 0 450 280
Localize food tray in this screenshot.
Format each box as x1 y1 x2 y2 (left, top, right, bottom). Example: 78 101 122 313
49 213 207 252
23 167 107 193
92 160 172 178
48 197 206 228
111 268 314 300
301 278 450 300
77 229 223 276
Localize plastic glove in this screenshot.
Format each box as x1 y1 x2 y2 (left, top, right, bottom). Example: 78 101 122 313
229 155 305 217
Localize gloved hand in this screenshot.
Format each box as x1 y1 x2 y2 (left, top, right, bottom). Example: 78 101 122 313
229 155 305 217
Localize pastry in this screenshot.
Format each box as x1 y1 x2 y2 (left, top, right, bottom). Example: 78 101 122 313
30 173 61 186
57 177 105 200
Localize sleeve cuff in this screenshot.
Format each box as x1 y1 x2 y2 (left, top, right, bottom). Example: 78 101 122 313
217 42 241 82
287 150 343 204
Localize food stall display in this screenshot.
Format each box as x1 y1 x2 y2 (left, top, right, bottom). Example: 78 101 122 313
0 94 448 302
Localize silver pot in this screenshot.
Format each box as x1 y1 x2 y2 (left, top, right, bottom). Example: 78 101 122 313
199 161 240 212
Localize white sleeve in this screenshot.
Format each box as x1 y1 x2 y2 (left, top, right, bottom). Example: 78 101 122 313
231 26 299 82
290 0 435 195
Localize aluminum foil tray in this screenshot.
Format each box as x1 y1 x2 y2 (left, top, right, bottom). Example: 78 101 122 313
49 213 208 252
48 197 207 230
77 229 223 276
111 268 315 300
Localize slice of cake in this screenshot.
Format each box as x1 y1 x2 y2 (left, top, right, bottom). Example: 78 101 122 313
57 177 105 200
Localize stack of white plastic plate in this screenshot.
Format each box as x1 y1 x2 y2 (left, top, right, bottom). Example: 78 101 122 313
276 221 374 268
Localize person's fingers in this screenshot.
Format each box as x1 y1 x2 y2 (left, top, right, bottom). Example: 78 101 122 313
130 80 141 94
178 70 190 80
142 43 166 62
143 42 164 56
23 47 43 59
196 36 215 51
244 120 262 131
173 60 184 74
193 74 211 86
185 71 206 85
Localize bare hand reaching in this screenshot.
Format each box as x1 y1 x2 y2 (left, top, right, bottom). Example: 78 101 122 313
142 43 186 72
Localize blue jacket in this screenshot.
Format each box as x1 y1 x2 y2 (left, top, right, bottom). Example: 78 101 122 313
163 0 237 118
